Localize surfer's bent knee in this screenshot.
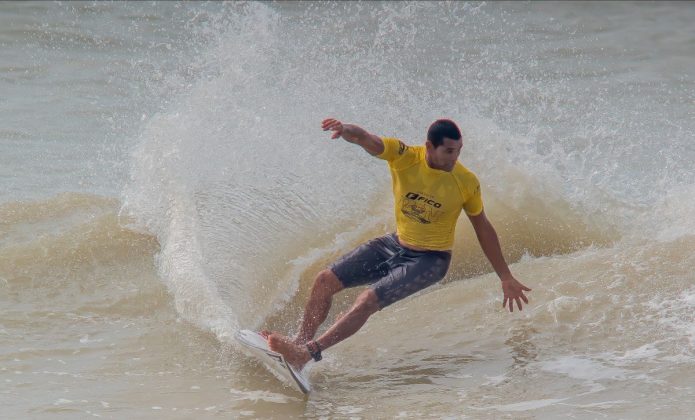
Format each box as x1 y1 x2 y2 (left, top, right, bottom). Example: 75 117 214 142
316 269 344 295
355 289 381 314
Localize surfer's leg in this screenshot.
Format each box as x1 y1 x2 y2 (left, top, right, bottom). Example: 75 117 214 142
313 288 381 352
309 249 451 354
294 269 344 344
269 235 394 364
292 236 391 343
268 288 380 370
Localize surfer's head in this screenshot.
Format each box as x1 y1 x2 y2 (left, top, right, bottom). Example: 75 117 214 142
425 119 462 172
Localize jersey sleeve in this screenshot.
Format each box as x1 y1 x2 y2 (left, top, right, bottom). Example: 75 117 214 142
376 137 419 170
376 137 410 162
462 173 484 216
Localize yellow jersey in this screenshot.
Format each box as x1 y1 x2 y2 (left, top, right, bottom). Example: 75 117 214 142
377 137 483 251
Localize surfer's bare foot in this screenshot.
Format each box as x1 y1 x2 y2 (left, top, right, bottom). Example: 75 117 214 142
262 330 306 348
268 333 312 370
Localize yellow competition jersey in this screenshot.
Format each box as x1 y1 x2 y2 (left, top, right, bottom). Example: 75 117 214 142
377 137 483 251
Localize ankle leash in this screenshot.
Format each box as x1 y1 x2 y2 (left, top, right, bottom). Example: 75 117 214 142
306 340 322 362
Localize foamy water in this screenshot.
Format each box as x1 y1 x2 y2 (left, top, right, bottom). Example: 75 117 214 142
2 2 694 418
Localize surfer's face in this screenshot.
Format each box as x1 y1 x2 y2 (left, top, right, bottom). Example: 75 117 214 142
426 137 462 172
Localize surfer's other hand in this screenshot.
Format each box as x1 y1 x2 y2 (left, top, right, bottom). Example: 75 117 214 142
501 274 531 312
322 118 344 139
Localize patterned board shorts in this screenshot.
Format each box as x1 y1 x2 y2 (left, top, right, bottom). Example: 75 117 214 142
330 233 452 308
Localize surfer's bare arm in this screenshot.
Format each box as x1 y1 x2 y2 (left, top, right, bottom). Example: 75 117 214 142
468 210 532 312
322 118 384 156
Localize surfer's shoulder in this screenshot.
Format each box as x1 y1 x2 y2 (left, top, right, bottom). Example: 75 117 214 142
452 163 480 195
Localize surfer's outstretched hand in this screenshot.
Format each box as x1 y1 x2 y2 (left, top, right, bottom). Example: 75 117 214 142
501 274 531 312
322 118 344 139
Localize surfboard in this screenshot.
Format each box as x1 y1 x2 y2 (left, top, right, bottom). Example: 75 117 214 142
234 329 311 394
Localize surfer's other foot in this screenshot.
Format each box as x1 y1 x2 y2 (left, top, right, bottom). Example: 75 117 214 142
267 333 312 370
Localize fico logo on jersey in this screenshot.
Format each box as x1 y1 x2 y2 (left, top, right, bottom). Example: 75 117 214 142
405 192 442 208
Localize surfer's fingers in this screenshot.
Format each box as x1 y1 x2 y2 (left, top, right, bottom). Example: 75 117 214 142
508 298 514 312
502 297 508 308
322 120 341 129
321 118 337 126
515 297 523 311
520 292 529 304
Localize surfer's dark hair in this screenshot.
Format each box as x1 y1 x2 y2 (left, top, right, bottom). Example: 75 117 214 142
427 119 462 148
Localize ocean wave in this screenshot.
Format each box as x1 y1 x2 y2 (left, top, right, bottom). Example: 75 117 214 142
0 193 158 291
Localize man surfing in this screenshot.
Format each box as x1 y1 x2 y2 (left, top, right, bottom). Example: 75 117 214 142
264 118 531 370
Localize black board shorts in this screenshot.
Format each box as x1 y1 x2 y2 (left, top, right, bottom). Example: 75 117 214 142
330 233 452 308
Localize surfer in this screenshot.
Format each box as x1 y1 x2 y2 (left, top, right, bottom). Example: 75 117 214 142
264 118 531 370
